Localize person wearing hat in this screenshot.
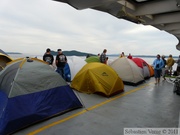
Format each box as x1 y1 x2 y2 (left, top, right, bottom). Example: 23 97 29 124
55 49 67 79
166 54 175 76
43 48 54 65
161 55 167 80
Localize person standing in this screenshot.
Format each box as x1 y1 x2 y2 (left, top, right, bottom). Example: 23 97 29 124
176 55 180 75
120 52 125 58
43 48 54 65
161 55 166 80
166 54 175 76
153 54 164 84
127 53 132 59
100 49 107 64
56 49 67 79
86 54 90 58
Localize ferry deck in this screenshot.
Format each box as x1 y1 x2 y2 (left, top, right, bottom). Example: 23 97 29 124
13 77 180 135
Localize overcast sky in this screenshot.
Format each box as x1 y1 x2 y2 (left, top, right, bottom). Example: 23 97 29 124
0 0 179 56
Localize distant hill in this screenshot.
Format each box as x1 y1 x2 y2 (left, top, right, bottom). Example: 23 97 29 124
51 50 96 56
6 52 22 54
5 50 95 57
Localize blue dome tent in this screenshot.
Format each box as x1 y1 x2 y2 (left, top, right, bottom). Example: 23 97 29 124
0 57 82 135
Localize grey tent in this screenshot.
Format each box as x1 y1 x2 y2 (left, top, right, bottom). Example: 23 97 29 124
110 57 144 86
0 57 82 135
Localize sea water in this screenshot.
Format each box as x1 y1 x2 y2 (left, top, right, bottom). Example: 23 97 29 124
9 54 178 71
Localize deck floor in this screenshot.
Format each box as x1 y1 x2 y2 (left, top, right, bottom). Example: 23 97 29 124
13 77 180 135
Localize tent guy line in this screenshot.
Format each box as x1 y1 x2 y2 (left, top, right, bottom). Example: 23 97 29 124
27 81 154 135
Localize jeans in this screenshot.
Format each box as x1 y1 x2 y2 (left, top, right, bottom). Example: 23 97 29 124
56 67 65 79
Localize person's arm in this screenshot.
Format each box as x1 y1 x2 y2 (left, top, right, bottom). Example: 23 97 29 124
52 55 54 62
51 55 54 65
65 55 67 63
55 55 58 66
160 60 164 69
43 54 46 61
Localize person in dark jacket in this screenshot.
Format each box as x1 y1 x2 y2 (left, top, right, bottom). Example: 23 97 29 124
43 48 54 65
56 49 67 79
161 55 166 80
100 49 107 64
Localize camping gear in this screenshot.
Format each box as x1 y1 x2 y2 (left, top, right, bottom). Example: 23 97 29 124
0 57 82 135
0 52 13 71
64 63 71 82
131 57 150 79
71 62 124 97
110 57 144 86
85 56 100 63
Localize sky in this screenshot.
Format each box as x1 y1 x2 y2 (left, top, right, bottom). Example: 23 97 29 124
0 0 179 56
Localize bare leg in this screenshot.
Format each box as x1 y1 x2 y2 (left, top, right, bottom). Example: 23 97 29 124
155 78 157 84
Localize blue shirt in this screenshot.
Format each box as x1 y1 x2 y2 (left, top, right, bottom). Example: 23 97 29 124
153 58 164 70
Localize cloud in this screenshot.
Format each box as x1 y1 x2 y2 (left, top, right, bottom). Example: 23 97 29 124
0 0 179 56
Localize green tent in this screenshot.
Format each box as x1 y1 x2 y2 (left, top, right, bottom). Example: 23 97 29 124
85 56 100 63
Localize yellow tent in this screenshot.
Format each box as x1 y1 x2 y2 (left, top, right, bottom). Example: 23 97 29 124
71 62 124 97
